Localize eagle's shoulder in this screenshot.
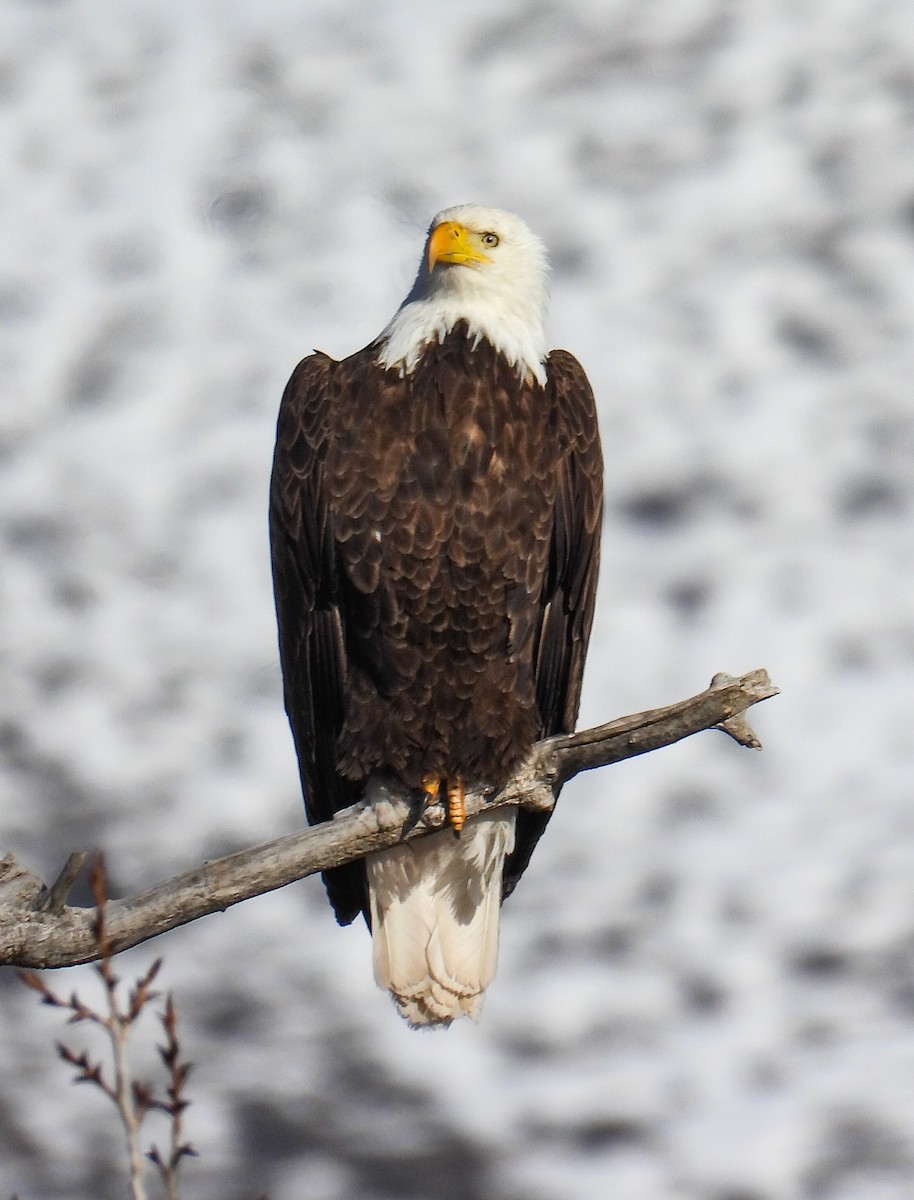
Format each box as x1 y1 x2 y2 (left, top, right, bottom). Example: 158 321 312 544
546 348 603 533
546 349 598 434
271 352 334 480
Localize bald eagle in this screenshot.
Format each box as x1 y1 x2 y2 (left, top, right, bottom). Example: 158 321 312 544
270 205 603 1026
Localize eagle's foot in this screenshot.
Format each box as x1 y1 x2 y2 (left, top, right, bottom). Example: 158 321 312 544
446 777 466 835
419 775 465 835
419 775 445 828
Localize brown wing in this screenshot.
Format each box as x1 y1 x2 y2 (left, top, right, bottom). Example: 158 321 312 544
269 352 367 925
501 348 604 899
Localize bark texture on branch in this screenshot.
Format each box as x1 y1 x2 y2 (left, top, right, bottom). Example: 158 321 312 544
0 670 777 970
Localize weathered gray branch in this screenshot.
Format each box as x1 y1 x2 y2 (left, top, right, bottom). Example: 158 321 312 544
0 669 777 970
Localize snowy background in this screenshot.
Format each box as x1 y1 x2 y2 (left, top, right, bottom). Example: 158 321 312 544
2 0 914 1197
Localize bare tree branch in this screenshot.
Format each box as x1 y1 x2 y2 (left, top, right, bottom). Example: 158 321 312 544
0 669 777 970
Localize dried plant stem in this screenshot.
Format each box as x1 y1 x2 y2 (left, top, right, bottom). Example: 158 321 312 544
113 1017 148 1200
18 858 194 1200
147 994 197 1198
103 865 160 1197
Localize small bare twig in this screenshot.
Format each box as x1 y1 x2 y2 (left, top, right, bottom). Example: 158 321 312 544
1 670 777 970
146 994 197 1199
18 856 195 1200
33 851 88 915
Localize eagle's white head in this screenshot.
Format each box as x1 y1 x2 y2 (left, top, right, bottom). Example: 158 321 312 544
376 204 550 386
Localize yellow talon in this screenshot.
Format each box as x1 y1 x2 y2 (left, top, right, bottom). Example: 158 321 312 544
446 777 466 834
421 775 441 802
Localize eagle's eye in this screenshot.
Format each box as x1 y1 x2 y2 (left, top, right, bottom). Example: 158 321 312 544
480 232 500 248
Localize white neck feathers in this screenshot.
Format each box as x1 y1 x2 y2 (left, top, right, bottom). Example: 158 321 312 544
374 205 550 386
376 295 547 385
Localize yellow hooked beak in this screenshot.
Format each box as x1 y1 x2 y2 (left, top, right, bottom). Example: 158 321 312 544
427 221 494 272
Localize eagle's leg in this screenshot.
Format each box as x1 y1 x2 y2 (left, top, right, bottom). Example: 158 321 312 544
446 776 466 835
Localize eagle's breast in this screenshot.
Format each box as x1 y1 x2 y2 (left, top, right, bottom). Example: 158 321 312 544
322 325 554 790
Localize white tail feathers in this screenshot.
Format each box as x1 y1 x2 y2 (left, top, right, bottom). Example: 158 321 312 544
366 807 516 1028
